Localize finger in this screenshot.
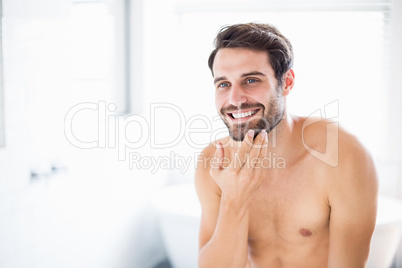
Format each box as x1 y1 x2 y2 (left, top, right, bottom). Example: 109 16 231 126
247 130 268 170
230 129 255 169
258 130 269 159
210 141 224 176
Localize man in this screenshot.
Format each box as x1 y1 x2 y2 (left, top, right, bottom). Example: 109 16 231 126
195 23 378 268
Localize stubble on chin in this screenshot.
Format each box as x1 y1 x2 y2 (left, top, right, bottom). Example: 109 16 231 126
224 114 270 141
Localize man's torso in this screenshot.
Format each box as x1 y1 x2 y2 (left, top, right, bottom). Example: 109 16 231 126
214 117 336 267
247 152 331 267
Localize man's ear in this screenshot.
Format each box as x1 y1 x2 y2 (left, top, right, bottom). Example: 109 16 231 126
282 69 295 97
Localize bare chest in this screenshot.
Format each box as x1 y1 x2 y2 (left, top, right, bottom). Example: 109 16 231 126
248 165 330 246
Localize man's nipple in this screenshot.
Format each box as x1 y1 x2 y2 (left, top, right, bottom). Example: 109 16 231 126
299 228 313 237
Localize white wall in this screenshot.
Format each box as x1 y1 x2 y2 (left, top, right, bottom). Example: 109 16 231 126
0 0 168 267
390 0 402 265
389 0 402 199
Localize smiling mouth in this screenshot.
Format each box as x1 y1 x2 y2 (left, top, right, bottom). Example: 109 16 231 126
228 109 260 120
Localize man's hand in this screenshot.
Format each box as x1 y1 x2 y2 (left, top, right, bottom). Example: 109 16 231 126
210 129 268 209
197 129 268 268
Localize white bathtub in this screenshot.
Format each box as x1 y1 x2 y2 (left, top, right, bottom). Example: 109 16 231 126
153 183 402 268
367 196 402 267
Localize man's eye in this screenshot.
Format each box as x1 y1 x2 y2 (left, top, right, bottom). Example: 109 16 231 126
246 78 257 84
218 82 230 88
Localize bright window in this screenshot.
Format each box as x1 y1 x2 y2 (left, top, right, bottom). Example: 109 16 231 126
70 1 127 113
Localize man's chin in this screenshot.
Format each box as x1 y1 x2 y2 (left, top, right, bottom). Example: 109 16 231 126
224 116 271 141
229 128 266 141
228 126 246 141
229 133 244 142
229 125 259 141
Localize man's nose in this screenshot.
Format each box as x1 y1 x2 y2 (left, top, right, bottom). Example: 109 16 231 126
228 84 247 106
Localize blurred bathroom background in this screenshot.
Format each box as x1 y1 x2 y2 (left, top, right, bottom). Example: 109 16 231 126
0 0 401 267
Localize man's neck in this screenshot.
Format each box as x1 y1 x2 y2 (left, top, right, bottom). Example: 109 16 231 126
267 113 299 158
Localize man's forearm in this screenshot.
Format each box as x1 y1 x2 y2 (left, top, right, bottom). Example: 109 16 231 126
199 199 250 268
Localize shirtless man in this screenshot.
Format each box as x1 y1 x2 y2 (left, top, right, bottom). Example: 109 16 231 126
195 23 378 268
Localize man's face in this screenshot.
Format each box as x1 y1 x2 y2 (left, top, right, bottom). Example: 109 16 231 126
212 47 285 141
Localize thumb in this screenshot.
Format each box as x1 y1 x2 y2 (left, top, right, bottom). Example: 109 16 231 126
210 142 224 176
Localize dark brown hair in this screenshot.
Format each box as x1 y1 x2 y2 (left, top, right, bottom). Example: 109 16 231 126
208 23 294 86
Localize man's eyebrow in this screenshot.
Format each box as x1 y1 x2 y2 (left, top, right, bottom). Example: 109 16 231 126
214 76 227 85
241 71 266 77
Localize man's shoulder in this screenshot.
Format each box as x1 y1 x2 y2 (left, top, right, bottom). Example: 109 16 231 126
336 128 377 182
295 116 367 159
302 117 376 182
195 136 228 176
194 138 227 195
198 136 232 162
295 115 375 176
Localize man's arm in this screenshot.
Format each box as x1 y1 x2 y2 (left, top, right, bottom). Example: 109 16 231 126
195 130 268 268
327 135 378 268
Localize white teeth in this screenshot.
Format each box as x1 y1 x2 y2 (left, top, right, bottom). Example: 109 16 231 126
232 110 257 119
